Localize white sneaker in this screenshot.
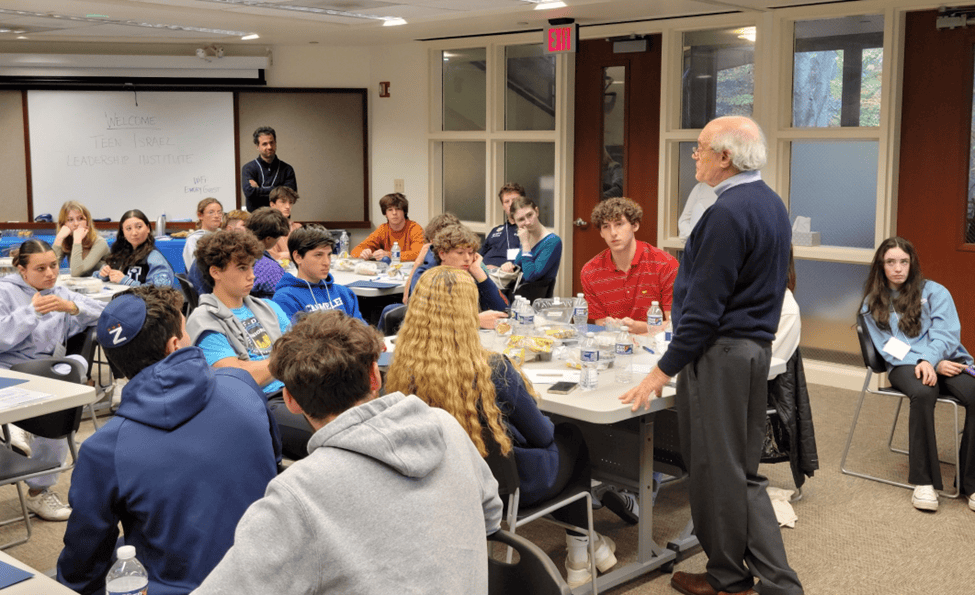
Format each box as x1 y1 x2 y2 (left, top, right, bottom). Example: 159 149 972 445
26 490 72 522
968 493 974 512
911 485 938 512
7 425 31 458
565 534 618 588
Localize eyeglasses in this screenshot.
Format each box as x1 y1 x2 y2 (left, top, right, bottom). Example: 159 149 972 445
692 143 714 157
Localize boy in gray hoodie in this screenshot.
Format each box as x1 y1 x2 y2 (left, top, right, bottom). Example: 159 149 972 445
192 310 502 595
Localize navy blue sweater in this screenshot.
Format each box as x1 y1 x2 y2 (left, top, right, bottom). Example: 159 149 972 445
490 356 559 507
658 178 791 377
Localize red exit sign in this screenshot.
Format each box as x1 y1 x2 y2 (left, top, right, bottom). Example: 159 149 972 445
544 24 578 54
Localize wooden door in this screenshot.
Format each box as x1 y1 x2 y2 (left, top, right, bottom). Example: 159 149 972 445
572 36 661 295
898 10 975 346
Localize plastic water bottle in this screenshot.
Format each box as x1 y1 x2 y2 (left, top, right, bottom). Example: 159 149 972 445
391 241 401 263
520 298 535 333
615 325 634 384
155 212 166 238
580 332 599 391
339 231 350 256
573 293 589 335
105 546 148 595
647 301 663 332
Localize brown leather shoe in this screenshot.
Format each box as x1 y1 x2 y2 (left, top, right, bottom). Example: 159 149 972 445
671 571 756 595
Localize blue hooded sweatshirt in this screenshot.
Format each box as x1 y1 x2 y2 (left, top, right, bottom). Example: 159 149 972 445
271 271 363 322
57 347 277 595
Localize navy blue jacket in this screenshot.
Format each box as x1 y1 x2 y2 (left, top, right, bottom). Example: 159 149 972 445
659 178 790 377
58 347 277 595
480 221 519 267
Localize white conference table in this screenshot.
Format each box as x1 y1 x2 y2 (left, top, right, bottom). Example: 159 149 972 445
0 369 98 426
331 265 407 298
0 550 77 595
55 277 128 303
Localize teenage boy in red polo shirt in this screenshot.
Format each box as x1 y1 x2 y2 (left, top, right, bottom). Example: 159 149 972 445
579 197 678 524
580 197 679 335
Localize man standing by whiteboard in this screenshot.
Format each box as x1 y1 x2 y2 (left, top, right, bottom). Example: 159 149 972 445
242 126 297 212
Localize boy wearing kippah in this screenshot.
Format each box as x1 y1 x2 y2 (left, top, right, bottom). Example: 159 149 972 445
57 285 277 595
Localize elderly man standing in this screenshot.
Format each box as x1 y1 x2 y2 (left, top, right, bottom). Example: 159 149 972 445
621 116 802 595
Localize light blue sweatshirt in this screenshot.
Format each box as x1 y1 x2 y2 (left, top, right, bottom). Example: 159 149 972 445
0 274 105 370
861 280 972 370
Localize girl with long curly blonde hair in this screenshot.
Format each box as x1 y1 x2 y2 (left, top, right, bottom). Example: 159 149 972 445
386 266 618 588
384 265 510 457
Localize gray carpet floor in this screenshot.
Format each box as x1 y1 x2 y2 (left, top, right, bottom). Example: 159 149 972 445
2 383 972 594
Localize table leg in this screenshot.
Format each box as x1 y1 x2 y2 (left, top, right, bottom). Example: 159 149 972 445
572 413 678 593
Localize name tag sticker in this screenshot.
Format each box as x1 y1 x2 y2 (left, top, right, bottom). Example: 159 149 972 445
507 248 520 261
883 337 911 361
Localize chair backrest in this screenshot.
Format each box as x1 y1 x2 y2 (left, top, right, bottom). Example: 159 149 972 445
514 278 556 302
382 304 408 337
482 431 520 499
487 530 571 595
855 312 887 374
8 358 86 439
175 273 200 314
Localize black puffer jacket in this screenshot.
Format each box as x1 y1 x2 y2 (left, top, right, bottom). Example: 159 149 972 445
765 349 819 489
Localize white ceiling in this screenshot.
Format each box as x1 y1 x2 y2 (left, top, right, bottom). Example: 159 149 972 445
0 0 851 48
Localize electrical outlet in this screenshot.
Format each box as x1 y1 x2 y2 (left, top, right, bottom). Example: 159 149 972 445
394 179 405 193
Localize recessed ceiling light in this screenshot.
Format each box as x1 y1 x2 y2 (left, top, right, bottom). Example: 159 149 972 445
534 1 567 9
382 18 407 27
241 33 260 40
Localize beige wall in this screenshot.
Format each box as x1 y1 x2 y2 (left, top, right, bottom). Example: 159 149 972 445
264 43 430 244
0 91 28 222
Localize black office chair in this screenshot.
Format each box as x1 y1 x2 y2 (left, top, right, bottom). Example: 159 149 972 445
175 273 199 315
483 434 598 595
512 276 556 303
840 313 962 498
0 359 85 549
488 530 571 595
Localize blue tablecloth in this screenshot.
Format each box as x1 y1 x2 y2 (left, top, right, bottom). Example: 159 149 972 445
0 235 187 274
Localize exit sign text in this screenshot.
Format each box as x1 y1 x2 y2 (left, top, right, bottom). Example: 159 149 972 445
544 24 578 54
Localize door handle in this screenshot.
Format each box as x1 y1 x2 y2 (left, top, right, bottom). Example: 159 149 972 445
574 218 588 227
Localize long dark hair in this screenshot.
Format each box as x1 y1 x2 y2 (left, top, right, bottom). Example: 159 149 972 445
862 236 924 337
105 209 156 271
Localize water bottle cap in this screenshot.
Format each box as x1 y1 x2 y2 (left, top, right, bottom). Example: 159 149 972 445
577 293 584 298
621 326 629 332
117 545 136 560
586 332 595 337
651 300 659 306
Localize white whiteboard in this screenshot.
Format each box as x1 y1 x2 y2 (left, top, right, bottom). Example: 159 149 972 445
28 91 236 221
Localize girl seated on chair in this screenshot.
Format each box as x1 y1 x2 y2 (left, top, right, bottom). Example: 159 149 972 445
499 196 562 286
860 236 975 513
0 240 105 522
97 209 178 289
385 266 617 588
52 200 110 278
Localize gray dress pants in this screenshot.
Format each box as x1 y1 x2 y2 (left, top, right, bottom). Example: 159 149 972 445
675 337 803 595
